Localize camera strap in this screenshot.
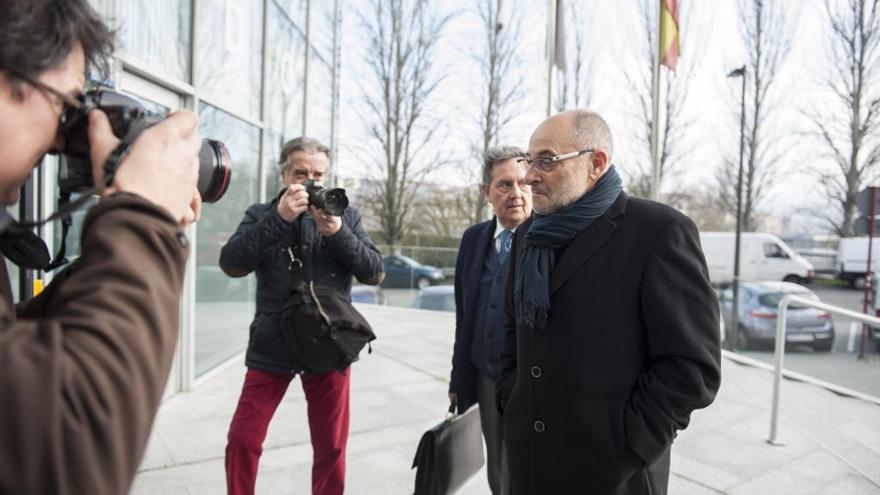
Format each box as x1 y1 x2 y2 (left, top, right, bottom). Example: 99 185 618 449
0 140 134 271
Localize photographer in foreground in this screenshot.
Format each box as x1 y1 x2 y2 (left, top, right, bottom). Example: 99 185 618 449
221 137 383 495
0 1 202 493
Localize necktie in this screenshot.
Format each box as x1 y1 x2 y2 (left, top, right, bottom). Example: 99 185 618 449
498 229 513 263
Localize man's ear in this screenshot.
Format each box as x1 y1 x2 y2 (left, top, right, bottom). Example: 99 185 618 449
480 183 490 198
589 150 610 180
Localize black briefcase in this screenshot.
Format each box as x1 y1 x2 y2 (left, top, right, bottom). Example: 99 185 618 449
411 404 485 495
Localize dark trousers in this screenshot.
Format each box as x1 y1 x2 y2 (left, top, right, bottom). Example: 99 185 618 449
477 373 510 495
225 368 351 495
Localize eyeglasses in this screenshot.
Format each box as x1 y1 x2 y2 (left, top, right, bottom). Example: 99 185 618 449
517 148 595 174
9 71 86 134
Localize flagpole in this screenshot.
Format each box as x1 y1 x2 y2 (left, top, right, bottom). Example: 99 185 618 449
546 0 556 117
650 0 662 201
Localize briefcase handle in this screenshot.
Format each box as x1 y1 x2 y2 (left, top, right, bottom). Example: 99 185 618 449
445 402 455 421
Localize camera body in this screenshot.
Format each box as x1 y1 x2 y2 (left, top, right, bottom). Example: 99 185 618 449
303 179 349 217
59 89 231 203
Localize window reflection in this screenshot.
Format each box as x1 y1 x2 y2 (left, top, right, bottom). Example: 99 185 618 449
306 57 333 145
266 0 306 139
195 103 260 377
196 0 264 118
117 0 192 81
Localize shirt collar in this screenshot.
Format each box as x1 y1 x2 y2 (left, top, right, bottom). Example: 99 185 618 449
493 219 518 240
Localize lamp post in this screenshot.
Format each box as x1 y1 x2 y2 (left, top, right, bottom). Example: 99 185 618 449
727 65 747 351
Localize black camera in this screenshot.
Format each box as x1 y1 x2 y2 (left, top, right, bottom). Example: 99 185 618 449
58 89 231 203
303 179 348 216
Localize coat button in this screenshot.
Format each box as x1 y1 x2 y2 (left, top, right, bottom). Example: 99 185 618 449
530 366 542 378
534 420 546 433
175 232 188 247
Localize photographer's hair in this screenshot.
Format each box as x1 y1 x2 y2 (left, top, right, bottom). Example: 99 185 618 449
0 0 115 99
482 145 528 186
278 136 331 175
572 110 614 162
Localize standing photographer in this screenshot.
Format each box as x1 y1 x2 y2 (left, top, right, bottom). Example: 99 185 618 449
221 137 383 495
0 1 202 494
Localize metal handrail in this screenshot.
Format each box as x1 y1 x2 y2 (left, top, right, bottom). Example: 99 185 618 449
768 294 880 445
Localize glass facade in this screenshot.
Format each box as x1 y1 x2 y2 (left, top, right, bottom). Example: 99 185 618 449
196 0 264 118
117 0 193 82
194 103 260 376
19 0 341 390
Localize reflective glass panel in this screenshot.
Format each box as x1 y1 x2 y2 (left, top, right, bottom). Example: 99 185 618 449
266 0 306 140
195 103 260 377
306 57 333 145
196 0 264 118
117 0 192 81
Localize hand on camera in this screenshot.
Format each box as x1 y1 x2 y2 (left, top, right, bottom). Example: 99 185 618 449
309 206 342 237
87 109 201 224
277 184 309 222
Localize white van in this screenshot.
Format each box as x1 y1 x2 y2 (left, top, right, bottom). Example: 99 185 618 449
836 237 880 289
698 232 814 286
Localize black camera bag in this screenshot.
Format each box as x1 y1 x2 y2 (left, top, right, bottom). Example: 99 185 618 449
279 221 375 374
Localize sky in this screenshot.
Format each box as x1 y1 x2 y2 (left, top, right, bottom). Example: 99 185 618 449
334 0 857 235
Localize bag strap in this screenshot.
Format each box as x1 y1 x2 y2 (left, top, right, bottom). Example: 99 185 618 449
282 219 307 289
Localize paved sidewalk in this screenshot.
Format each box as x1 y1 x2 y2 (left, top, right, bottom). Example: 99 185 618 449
131 305 880 494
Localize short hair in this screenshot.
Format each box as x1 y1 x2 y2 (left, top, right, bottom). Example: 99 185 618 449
482 145 528 186
572 110 614 162
0 0 115 97
277 136 331 174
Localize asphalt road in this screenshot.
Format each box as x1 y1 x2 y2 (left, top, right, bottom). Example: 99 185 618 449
380 281 880 400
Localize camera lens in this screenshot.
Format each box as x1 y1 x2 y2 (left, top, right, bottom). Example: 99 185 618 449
197 139 232 203
321 189 349 216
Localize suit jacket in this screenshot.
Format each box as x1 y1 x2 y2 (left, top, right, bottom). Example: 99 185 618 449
449 218 498 412
497 192 721 495
0 193 189 495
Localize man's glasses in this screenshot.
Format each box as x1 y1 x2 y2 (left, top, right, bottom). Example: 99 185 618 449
517 148 595 174
9 71 86 134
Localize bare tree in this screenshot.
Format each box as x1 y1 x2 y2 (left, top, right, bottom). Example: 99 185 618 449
412 185 474 239
624 0 697 206
459 0 524 226
556 2 593 112
355 0 452 247
715 0 792 231
813 0 880 236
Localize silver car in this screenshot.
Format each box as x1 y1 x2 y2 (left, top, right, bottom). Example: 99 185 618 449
719 281 834 352
411 285 455 312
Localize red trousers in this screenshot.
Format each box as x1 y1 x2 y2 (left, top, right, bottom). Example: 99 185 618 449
225 368 351 495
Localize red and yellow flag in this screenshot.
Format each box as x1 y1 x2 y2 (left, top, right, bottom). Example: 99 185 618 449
659 0 680 72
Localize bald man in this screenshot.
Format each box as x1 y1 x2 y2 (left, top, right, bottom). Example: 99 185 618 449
496 110 721 495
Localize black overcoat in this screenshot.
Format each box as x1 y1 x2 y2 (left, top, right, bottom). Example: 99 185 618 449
497 192 721 495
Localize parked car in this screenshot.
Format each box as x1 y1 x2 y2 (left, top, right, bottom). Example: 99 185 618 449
700 232 814 286
381 254 445 289
350 285 386 305
719 281 834 352
412 285 455 312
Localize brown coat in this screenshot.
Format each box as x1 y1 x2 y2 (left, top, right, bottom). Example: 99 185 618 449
0 193 188 495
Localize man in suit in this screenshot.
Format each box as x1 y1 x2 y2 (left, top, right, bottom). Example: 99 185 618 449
449 145 532 495
496 110 721 495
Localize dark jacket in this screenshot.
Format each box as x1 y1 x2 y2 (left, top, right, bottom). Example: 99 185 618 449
449 217 504 412
497 192 721 495
0 194 189 495
219 197 383 374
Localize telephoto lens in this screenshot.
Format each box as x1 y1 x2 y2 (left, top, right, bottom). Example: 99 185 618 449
303 179 349 216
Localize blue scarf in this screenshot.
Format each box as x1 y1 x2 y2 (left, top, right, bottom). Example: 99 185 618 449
514 165 623 330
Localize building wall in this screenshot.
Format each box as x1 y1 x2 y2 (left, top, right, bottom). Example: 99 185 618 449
22 0 339 392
